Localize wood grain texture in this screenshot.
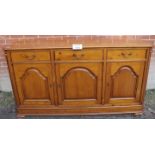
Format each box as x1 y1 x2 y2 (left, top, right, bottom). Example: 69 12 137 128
17 104 144 116
21 68 50 99
5 46 152 116
55 62 102 106
13 63 54 105
62 68 97 99
111 66 138 98
11 50 50 62
55 49 103 61
107 48 147 60
105 62 145 106
5 40 153 50
5 52 20 107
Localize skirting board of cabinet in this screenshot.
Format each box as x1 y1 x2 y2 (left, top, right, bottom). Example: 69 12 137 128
16 105 143 116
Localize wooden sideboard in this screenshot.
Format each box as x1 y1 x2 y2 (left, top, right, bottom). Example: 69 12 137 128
5 42 152 117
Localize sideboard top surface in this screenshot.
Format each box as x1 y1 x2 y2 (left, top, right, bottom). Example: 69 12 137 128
4 40 153 51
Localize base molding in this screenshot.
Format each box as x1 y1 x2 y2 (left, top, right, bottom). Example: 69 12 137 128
17 105 143 117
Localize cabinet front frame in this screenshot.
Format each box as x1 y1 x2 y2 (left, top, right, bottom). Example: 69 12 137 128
6 50 56 107
54 48 104 106
5 47 152 116
104 47 150 106
105 61 146 105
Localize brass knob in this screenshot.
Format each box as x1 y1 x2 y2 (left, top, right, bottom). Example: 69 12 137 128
128 52 132 56
22 54 36 60
72 53 77 57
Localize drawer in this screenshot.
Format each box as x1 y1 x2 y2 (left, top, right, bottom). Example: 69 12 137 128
107 48 147 60
11 50 50 62
55 49 103 61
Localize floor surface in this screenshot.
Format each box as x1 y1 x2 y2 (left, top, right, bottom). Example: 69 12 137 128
0 90 155 119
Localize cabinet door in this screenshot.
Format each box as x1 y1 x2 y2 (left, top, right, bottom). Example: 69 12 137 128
56 63 102 106
105 62 145 106
13 64 54 105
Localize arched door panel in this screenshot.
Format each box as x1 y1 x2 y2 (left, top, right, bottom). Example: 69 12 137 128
56 63 102 106
105 62 145 106
111 67 138 98
21 68 50 99
62 68 97 99
13 64 54 105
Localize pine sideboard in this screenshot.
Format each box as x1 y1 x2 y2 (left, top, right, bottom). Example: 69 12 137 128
5 42 152 117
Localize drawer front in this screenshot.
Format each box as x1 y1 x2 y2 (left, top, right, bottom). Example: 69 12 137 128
55 49 103 61
11 50 50 62
107 48 147 60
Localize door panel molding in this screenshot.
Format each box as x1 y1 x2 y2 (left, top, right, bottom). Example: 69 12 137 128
56 62 102 106
62 67 97 100
13 64 54 105
21 68 50 100
111 66 138 98
105 62 145 106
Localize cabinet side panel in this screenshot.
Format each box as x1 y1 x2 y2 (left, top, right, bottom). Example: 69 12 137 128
140 48 152 103
5 51 20 106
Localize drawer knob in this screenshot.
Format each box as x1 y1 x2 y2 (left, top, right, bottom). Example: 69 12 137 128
121 52 132 58
22 54 36 60
72 53 77 57
72 53 84 59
